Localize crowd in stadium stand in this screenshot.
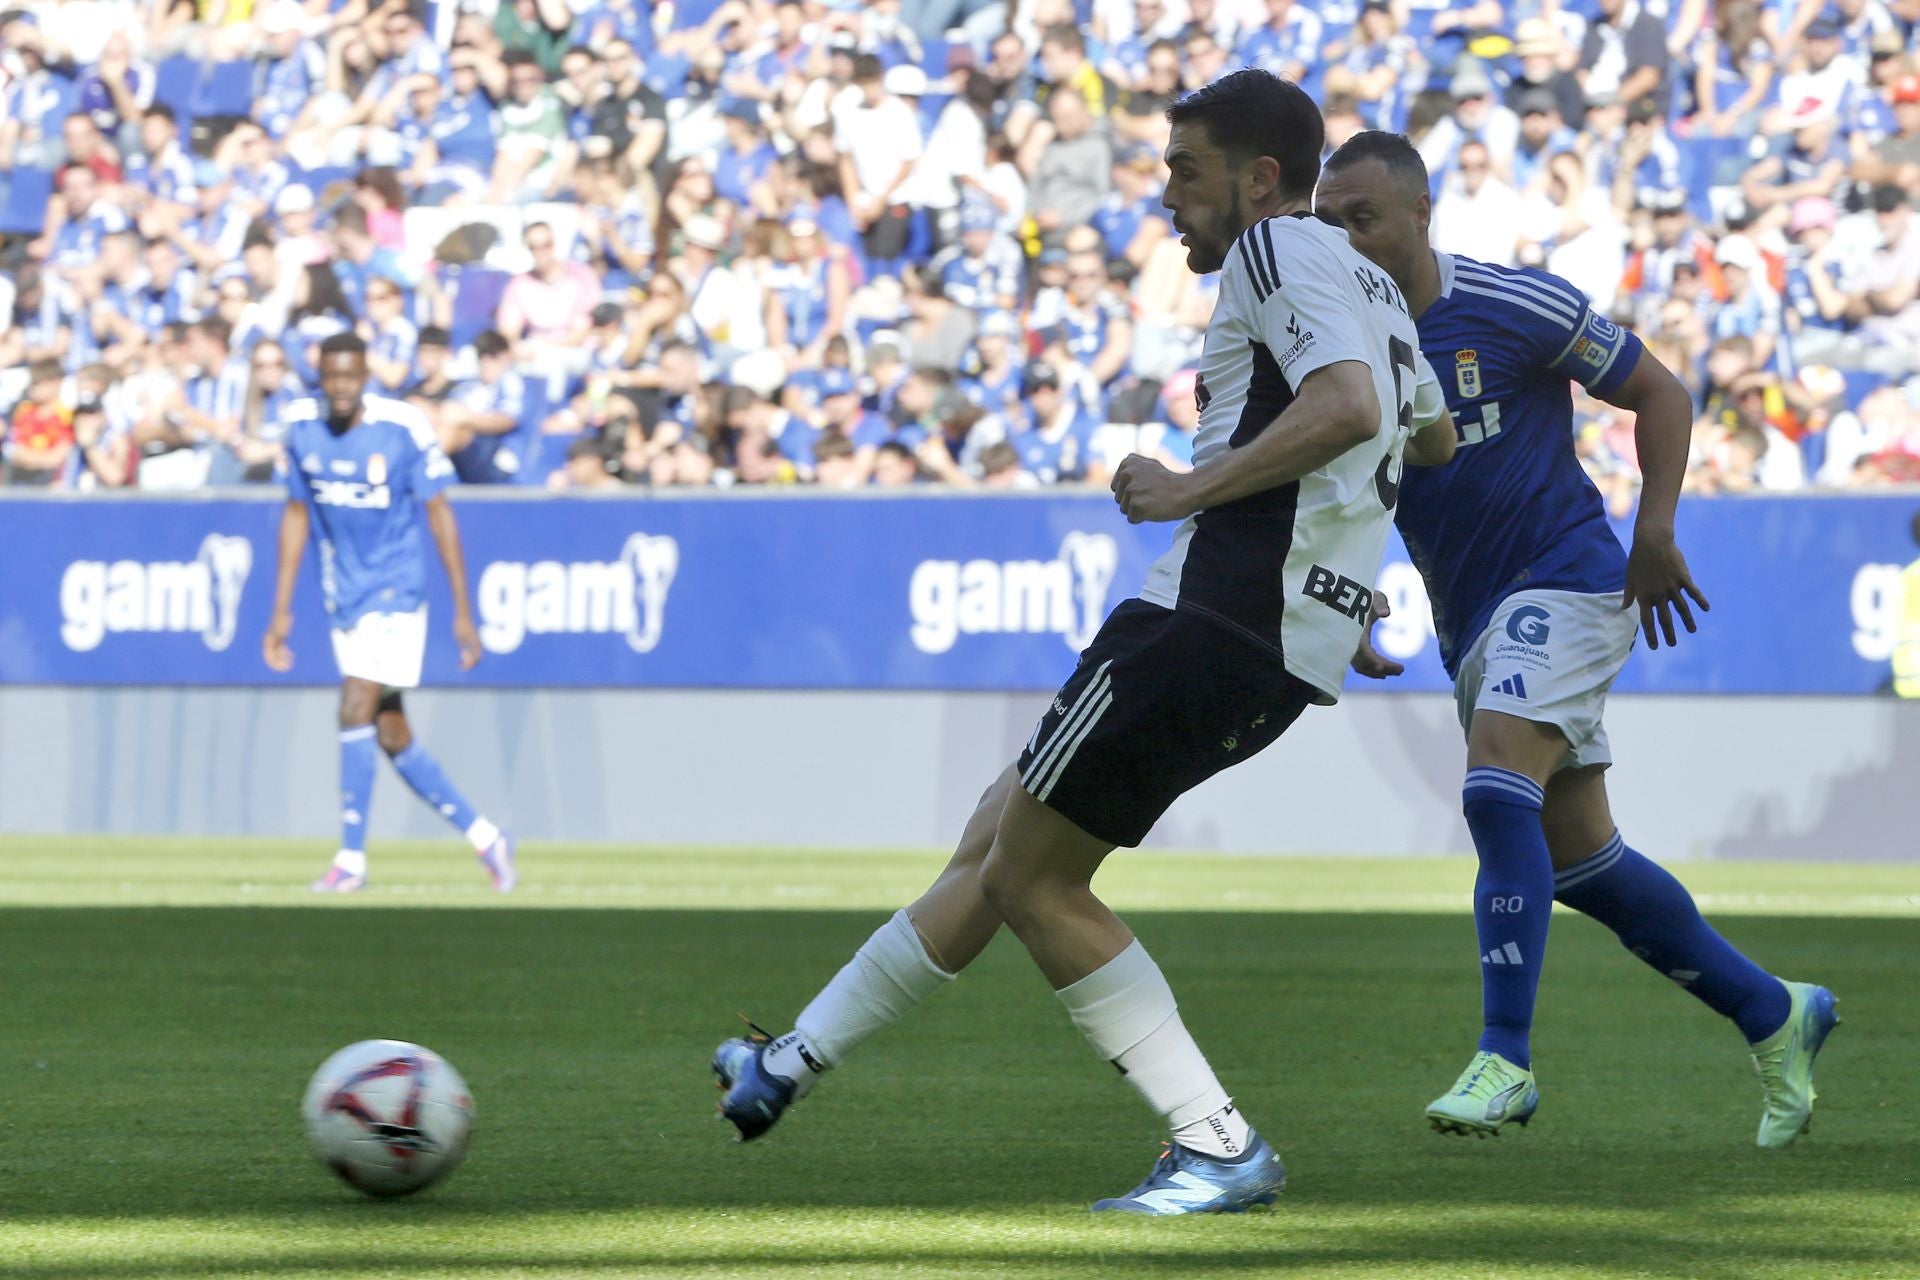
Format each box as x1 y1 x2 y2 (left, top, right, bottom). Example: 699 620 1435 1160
3 0 1920 499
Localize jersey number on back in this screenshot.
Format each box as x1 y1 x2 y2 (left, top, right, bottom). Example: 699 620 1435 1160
1374 335 1416 510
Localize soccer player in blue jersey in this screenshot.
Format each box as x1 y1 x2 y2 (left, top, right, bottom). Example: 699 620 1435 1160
264 334 517 895
1316 132 1837 1147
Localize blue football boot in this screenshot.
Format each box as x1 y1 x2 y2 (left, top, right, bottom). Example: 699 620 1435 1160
1092 1132 1288 1215
712 1020 798 1142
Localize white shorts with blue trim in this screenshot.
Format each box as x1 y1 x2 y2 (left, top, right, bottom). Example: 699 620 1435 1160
330 608 428 690
1453 589 1637 772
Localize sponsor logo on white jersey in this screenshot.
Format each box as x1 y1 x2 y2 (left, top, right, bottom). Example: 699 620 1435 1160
59 534 253 652
908 532 1118 655
476 533 679 655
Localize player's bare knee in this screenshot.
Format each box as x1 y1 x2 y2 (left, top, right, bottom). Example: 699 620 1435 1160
337 681 380 730
1542 766 1616 868
376 717 412 757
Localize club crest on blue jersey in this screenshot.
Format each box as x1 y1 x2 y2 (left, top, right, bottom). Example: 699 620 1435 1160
1454 349 1482 399
367 453 388 486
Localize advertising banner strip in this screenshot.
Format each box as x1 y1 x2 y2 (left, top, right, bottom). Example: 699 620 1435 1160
3 491 1915 695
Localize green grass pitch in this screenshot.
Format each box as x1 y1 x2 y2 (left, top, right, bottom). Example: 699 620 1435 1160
3 838 1917 1280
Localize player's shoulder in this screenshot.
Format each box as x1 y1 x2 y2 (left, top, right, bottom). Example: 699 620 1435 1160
364 394 438 450
1444 254 1591 332
1228 213 1350 301
281 398 326 445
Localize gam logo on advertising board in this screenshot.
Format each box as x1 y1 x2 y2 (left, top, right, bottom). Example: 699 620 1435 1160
60 534 253 653
909 532 1118 655
477 533 680 655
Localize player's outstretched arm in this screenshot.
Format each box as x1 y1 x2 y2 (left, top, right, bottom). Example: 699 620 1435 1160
425 494 482 671
1111 361 1380 523
264 498 308 673
1601 351 1711 650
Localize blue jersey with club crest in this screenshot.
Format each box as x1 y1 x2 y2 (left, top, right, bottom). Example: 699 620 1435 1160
1399 253 1645 676
283 394 456 628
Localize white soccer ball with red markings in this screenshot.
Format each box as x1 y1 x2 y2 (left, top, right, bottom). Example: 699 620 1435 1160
302 1040 473 1197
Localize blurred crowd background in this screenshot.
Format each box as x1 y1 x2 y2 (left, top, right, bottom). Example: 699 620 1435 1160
3 0 1920 501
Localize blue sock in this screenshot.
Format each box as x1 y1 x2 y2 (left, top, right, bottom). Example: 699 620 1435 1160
339 726 377 854
389 742 481 836
1463 767 1553 1069
1554 832 1791 1043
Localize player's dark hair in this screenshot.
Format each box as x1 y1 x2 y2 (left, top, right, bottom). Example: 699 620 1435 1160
1323 130 1431 195
418 325 451 348
852 53 884 83
319 332 368 359
473 330 511 358
1166 70 1323 199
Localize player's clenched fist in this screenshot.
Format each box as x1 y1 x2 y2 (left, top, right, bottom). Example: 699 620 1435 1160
1111 455 1197 524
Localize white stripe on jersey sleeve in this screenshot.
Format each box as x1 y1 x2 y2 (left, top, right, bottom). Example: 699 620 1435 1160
1242 218 1378 390
1453 263 1583 325
364 393 441 452
1451 279 1579 331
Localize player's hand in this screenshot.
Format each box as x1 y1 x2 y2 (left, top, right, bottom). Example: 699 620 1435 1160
263 611 294 672
453 613 482 671
1111 455 1194 523
1351 594 1405 680
1623 528 1710 650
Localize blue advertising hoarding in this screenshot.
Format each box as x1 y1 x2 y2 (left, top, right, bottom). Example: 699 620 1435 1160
1 491 1914 694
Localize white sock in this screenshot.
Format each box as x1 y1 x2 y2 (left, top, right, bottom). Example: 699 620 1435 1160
334 850 368 877
768 909 955 1098
465 817 501 853
1057 939 1250 1158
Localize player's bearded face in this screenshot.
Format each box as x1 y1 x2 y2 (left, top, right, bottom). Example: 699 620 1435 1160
1164 121 1250 275
1180 173 1244 275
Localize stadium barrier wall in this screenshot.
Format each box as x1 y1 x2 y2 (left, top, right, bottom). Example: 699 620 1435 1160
3 491 1916 858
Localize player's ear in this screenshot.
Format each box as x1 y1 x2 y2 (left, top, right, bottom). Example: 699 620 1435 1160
1413 190 1433 236
1246 153 1282 205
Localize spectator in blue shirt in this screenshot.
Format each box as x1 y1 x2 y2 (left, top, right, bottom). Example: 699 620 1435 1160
124 105 199 237
77 30 154 149
1088 142 1173 271
253 3 325 140
1236 0 1325 91
958 311 1026 419
47 165 129 278
1510 88 1578 193
448 330 533 483
1005 359 1096 485
714 103 780 209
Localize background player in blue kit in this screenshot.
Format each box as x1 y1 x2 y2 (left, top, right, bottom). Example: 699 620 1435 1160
1317 133 1837 1148
264 334 517 895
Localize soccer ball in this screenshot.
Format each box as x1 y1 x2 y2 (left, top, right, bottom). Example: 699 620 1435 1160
302 1039 473 1197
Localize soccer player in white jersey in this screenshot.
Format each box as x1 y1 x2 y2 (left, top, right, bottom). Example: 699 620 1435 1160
711 71 1454 1214
265 334 518 894
1315 132 1836 1145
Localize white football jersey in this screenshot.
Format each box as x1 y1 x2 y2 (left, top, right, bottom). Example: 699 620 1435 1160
1139 212 1444 703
